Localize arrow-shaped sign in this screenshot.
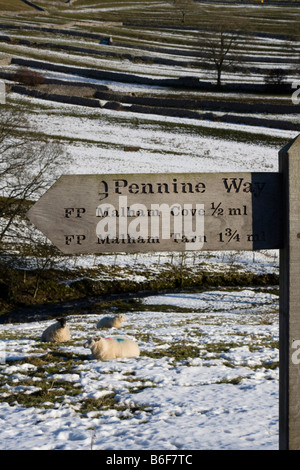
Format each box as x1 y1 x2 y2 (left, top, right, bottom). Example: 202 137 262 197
27 172 282 254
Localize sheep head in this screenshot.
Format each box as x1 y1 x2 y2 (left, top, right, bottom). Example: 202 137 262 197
84 336 103 349
57 317 67 328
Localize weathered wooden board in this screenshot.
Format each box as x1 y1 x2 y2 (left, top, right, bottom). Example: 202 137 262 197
27 172 282 254
0 80 5 104
279 134 300 450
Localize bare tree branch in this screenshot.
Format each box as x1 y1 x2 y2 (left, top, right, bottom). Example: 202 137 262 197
0 105 66 254
198 20 246 87
170 0 197 25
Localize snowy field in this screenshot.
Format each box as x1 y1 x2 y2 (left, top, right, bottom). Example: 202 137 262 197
15 93 297 177
0 289 279 450
0 93 284 448
0 75 293 453
0 0 299 451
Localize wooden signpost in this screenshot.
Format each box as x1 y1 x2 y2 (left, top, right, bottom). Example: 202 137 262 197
27 134 300 450
279 135 300 451
27 172 283 254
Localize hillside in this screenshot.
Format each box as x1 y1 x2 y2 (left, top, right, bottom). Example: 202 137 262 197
0 0 298 452
0 0 298 310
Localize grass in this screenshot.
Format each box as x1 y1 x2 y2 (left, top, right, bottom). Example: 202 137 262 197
142 342 201 360
0 348 154 417
0 348 85 408
2 378 82 408
0 258 279 316
80 393 152 418
0 0 34 12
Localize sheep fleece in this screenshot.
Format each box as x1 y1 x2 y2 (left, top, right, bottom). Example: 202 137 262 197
89 337 140 360
97 314 125 329
41 322 71 342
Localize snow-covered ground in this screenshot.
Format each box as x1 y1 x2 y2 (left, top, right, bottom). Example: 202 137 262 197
1 3 298 449
0 82 292 450
0 289 279 450
17 93 296 177
0 78 292 449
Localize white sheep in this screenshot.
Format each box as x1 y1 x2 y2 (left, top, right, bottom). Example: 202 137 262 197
84 335 140 360
96 313 126 329
41 317 71 343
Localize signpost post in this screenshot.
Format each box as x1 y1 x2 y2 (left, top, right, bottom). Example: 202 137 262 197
279 135 300 450
27 135 300 450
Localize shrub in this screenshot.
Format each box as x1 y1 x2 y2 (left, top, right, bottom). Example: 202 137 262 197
264 68 287 87
13 67 45 86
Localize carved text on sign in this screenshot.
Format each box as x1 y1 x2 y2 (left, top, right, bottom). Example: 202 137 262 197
27 173 282 254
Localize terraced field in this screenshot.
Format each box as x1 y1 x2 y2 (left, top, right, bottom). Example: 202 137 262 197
0 1 299 139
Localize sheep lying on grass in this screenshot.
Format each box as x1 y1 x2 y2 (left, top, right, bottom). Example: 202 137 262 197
96 313 126 329
84 336 140 360
41 317 71 343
